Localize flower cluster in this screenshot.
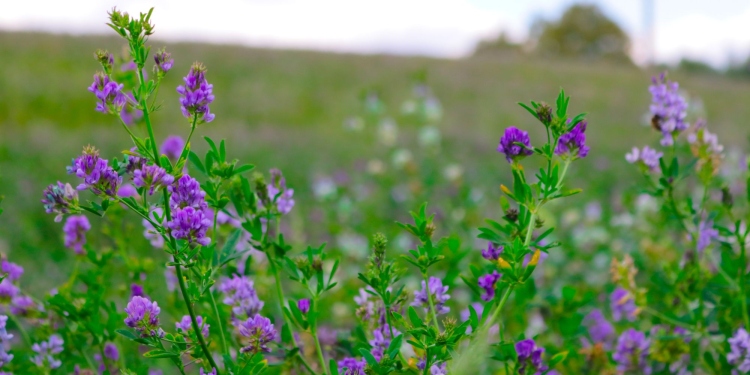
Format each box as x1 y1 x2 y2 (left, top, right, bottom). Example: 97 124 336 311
160 135 185 162
625 146 663 172
31 335 64 369
177 62 215 123
478 270 501 301
219 275 264 319
498 127 533 163
94 343 119 374
41 182 79 222
266 169 295 215
412 277 450 315
176 315 210 339
0 316 13 368
153 48 173 74
88 72 127 114
124 296 164 338
610 287 638 322
167 174 211 245
63 215 90 254
338 357 366 375
613 328 651 374
649 73 689 146
481 242 503 261
728 328 750 373
68 146 122 196
555 121 589 159
133 164 174 195
370 324 400 361
515 338 548 374
582 309 615 348
238 314 277 354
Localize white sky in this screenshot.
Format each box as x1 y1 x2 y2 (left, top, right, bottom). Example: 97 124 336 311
1 0 749 67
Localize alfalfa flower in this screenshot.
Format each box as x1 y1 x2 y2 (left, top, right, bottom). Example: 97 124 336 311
626 146 663 172
515 338 548 374
370 324 400 361
0 315 14 367
168 175 207 211
133 164 174 195
88 72 127 114
481 242 503 261
297 299 311 315
31 335 64 370
177 62 215 123
412 277 450 315
498 127 533 163
729 328 750 373
42 182 79 221
175 315 210 339
68 146 121 196
160 135 185 162
153 48 173 74
610 287 638 322
613 328 651 374
167 206 211 246
478 271 501 301
1 260 23 282
338 357 366 375
124 296 164 338
265 169 295 215
63 215 91 254
219 275 264 319
555 121 589 159
582 309 615 349
238 314 277 354
695 218 718 254
649 73 689 146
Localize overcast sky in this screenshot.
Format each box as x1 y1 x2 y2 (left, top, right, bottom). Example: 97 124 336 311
1 0 748 67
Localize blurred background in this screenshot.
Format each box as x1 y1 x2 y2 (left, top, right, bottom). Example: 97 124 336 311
1 0 749 300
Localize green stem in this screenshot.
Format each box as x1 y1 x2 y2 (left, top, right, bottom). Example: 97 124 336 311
740 238 750 329
311 299 329 375
422 273 441 330
174 260 220 373
485 286 514 329
135 68 161 166
643 307 695 330
209 290 229 356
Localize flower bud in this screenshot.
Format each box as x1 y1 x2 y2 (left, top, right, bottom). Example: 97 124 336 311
536 102 552 125
94 49 114 74
297 299 310 314
504 208 519 222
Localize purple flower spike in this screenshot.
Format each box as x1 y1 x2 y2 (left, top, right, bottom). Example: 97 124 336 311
1 260 23 282
63 215 91 255
583 309 615 348
0 315 14 367
69 147 121 196
154 49 173 74
161 135 185 162
370 324 400 361
177 62 215 123
613 328 651 374
298 299 311 314
555 121 589 159
265 169 295 215
42 181 79 222
481 242 503 261
498 126 533 163
168 174 207 210
728 328 750 373
219 274 264 319
10 295 35 315
430 362 447 375
134 165 174 195
167 206 212 246
478 271 502 301
238 314 277 354
31 334 64 369
625 146 663 172
515 338 548 374
88 72 127 114
696 219 718 253
124 296 164 338
610 287 638 322
338 357 366 375
176 315 210 339
412 277 450 315
650 73 689 146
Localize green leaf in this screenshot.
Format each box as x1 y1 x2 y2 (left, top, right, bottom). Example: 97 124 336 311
517 102 537 119
408 306 422 327
549 350 568 367
188 151 206 175
143 350 178 358
115 329 138 341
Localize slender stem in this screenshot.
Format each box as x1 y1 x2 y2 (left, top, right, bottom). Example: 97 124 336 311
740 238 750 328
555 160 571 190
523 212 536 247
135 67 161 166
178 115 199 166
485 286 514 329
422 273 440 330
311 298 329 375
643 307 695 330
209 290 229 356
174 260 220 373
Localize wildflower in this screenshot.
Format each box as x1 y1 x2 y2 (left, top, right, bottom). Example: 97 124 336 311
354 287 376 321
168 175 207 210
582 309 615 348
124 296 164 338
370 324 400 361
124 147 146 174
265 169 295 215
117 183 138 198
613 328 651 374
63 215 90 254
238 314 277 354
134 165 174 195
412 277 450 315
41 182 79 221
200 368 217 375
481 242 503 261
176 315 210 339
478 271 502 301
626 146 663 172
1 261 23 282
160 135 185 162
10 295 36 315
94 342 119 373
515 338 548 374
0 316 14 367
31 334 64 369
177 62 215 123
167 207 211 246
338 357 366 375
430 362 447 375
728 327 750 373
68 147 121 196
153 48 173 74
497 126 533 163
219 275 264 319
555 121 589 159
610 287 638 322
298 299 310 314
88 72 127 114
695 219 719 253
0 280 18 301
649 73 689 146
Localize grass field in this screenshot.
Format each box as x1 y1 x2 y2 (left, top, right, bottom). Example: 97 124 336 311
1 31 749 288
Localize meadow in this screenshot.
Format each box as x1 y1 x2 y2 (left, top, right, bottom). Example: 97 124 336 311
0 18 750 374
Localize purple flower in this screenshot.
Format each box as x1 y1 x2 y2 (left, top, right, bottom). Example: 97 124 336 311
613 328 651 374
168 175 207 211
0 279 18 301
354 288 376 321
338 357 366 375
0 315 14 367
177 62 215 123
298 299 311 314
134 165 174 195
200 368 217 375
370 324 400 361
160 135 185 162
497 126 533 163
412 277 450 315
31 334 64 369
650 73 689 146
130 283 145 298
583 309 615 348
88 72 126 114
430 362 447 375
68 147 121 196
154 49 173 74
696 219 719 253
238 314 277 354
103 343 119 361
481 242 503 261
42 182 78 222
124 296 164 338
118 183 138 198
10 295 35 315
555 121 589 158
478 271 502 301
167 207 212 246
728 328 750 373
265 169 295 215
219 275 264 319
515 338 548 374
125 147 146 174
1 260 23 282
626 146 663 172
63 215 91 254
176 315 210 339
94 342 120 374
610 287 638 322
